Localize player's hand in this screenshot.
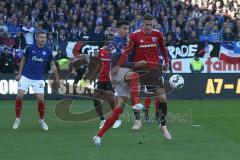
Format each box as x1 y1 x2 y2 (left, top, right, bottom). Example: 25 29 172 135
54 79 60 88
134 60 147 68
111 65 119 75
15 74 21 81
162 63 169 72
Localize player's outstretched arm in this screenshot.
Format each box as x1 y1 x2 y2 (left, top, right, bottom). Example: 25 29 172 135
117 37 135 67
15 55 26 81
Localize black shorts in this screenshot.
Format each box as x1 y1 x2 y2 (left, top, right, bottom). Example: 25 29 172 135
74 67 87 84
96 81 114 92
139 69 164 88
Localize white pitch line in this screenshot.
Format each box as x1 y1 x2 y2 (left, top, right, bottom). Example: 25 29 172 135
192 124 202 127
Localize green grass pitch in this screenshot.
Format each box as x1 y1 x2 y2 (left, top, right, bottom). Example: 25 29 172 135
0 99 240 160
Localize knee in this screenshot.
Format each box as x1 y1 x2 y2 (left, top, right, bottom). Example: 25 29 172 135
158 95 167 103
117 97 127 108
37 97 44 103
38 99 44 103
127 72 139 80
16 96 23 101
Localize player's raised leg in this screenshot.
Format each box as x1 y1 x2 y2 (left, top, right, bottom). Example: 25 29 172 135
105 91 122 129
125 71 144 110
93 97 126 146
156 87 171 140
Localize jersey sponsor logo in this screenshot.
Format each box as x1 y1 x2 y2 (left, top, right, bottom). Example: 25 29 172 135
139 44 157 48
152 37 157 43
101 58 110 61
32 56 44 62
42 51 47 55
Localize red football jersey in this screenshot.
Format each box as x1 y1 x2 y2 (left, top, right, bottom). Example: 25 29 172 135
98 48 110 82
121 28 168 69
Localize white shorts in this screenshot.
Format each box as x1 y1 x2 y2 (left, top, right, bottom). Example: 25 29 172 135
110 67 131 98
18 75 45 94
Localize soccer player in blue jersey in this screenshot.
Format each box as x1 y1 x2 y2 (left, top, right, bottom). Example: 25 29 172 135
93 20 145 146
13 31 59 130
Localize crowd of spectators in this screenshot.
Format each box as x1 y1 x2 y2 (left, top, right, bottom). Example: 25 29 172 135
0 0 240 73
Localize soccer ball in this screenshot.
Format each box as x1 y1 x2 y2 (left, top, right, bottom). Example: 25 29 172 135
169 74 184 89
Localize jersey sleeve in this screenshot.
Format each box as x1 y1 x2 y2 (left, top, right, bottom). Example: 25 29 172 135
158 32 169 64
23 46 30 58
117 34 135 66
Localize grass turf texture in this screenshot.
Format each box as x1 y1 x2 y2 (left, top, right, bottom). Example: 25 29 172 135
0 100 240 160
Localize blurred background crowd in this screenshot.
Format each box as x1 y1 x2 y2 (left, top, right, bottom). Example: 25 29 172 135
0 0 240 73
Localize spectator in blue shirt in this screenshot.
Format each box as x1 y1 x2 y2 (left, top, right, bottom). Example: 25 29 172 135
208 25 222 42
8 18 21 37
199 29 209 42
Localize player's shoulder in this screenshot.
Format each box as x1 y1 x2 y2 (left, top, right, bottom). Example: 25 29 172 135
24 44 34 54
132 29 142 34
152 29 163 36
26 44 35 50
111 35 119 44
113 34 123 41
99 47 110 55
129 29 142 40
99 47 107 52
43 45 53 54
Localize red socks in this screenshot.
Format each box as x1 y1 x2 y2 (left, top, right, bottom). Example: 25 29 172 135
144 97 151 109
15 99 22 118
15 99 45 119
129 73 141 105
97 107 123 137
38 101 45 120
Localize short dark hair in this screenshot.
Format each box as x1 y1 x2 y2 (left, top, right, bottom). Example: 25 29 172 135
116 20 129 28
37 30 47 35
106 34 114 41
143 13 154 21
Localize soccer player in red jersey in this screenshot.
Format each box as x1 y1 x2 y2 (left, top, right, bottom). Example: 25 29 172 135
92 35 122 129
93 21 145 146
117 13 172 140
